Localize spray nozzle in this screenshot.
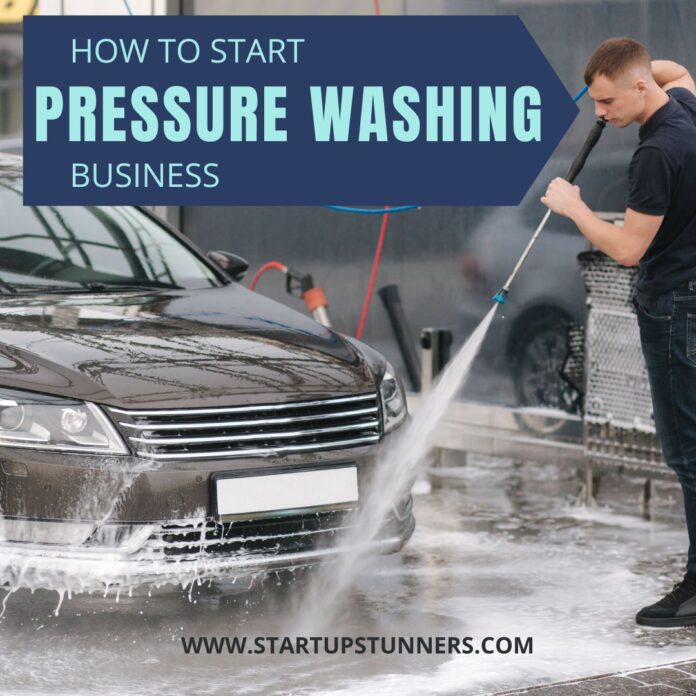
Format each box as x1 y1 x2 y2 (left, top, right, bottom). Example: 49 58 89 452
492 288 508 305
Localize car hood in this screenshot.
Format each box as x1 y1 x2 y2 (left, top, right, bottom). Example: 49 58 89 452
0 285 378 408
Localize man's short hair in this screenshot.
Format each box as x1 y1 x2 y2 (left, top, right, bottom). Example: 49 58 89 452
584 38 652 85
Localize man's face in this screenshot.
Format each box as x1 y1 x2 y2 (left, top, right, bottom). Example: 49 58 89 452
588 72 646 127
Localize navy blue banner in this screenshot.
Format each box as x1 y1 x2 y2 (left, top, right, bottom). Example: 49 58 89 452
23 15 578 206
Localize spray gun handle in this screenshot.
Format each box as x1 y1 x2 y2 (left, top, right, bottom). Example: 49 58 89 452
286 268 314 297
564 118 607 184
493 119 606 305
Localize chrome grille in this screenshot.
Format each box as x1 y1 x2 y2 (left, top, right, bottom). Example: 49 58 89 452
109 393 381 460
151 510 355 558
144 494 412 559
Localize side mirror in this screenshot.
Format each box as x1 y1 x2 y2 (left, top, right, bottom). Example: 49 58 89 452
207 251 249 281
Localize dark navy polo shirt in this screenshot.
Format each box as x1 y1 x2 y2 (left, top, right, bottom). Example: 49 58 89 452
629 87 696 298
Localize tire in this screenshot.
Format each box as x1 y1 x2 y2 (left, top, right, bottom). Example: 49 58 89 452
511 314 582 436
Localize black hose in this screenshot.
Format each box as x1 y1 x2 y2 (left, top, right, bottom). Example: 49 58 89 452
378 284 421 392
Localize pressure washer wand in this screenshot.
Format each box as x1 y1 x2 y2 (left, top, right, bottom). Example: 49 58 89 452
492 118 607 305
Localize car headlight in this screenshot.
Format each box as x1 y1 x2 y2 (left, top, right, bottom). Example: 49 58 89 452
379 362 408 433
0 388 127 454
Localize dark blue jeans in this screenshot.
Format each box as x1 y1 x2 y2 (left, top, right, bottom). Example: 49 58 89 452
635 282 696 574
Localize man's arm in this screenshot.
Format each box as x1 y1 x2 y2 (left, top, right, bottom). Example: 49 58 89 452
541 178 663 266
652 59 696 95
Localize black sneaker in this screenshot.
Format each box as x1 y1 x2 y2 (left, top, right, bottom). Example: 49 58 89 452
636 572 696 627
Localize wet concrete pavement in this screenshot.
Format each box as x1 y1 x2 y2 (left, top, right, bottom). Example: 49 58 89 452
2 452 696 695
498 660 696 694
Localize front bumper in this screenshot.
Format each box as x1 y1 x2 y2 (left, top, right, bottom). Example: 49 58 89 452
0 431 405 522
0 430 416 591
0 499 415 592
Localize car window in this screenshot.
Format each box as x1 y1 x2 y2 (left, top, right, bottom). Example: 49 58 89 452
0 177 222 290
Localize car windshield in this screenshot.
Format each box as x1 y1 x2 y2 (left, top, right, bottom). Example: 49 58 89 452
0 177 222 292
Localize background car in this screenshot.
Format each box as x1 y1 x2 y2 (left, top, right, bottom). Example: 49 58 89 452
458 145 631 423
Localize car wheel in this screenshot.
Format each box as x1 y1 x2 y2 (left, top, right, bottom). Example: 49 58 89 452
512 316 581 436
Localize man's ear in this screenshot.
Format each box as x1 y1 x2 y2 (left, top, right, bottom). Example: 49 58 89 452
634 78 648 95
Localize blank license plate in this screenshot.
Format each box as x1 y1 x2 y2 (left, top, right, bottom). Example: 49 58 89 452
214 466 359 517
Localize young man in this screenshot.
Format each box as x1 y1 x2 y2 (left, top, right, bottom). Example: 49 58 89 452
541 37 696 628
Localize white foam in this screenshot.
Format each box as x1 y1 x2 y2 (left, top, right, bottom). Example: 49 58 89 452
0 456 223 615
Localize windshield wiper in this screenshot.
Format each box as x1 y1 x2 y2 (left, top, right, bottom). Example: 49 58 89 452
84 281 183 291
8 281 182 295
5 283 84 295
0 278 18 295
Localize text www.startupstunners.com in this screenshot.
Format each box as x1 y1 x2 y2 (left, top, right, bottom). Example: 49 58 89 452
181 635 533 656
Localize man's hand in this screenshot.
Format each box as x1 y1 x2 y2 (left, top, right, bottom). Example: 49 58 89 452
540 177 583 218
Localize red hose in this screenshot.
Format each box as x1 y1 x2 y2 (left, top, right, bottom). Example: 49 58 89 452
354 2 388 337
356 211 390 339
248 261 288 291
253 3 382 330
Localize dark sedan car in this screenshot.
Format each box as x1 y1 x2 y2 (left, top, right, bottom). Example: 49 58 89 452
0 154 414 592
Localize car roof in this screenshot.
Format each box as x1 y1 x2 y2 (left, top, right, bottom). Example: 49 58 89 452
0 152 23 177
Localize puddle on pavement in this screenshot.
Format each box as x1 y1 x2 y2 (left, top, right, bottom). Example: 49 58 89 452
2 453 696 696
